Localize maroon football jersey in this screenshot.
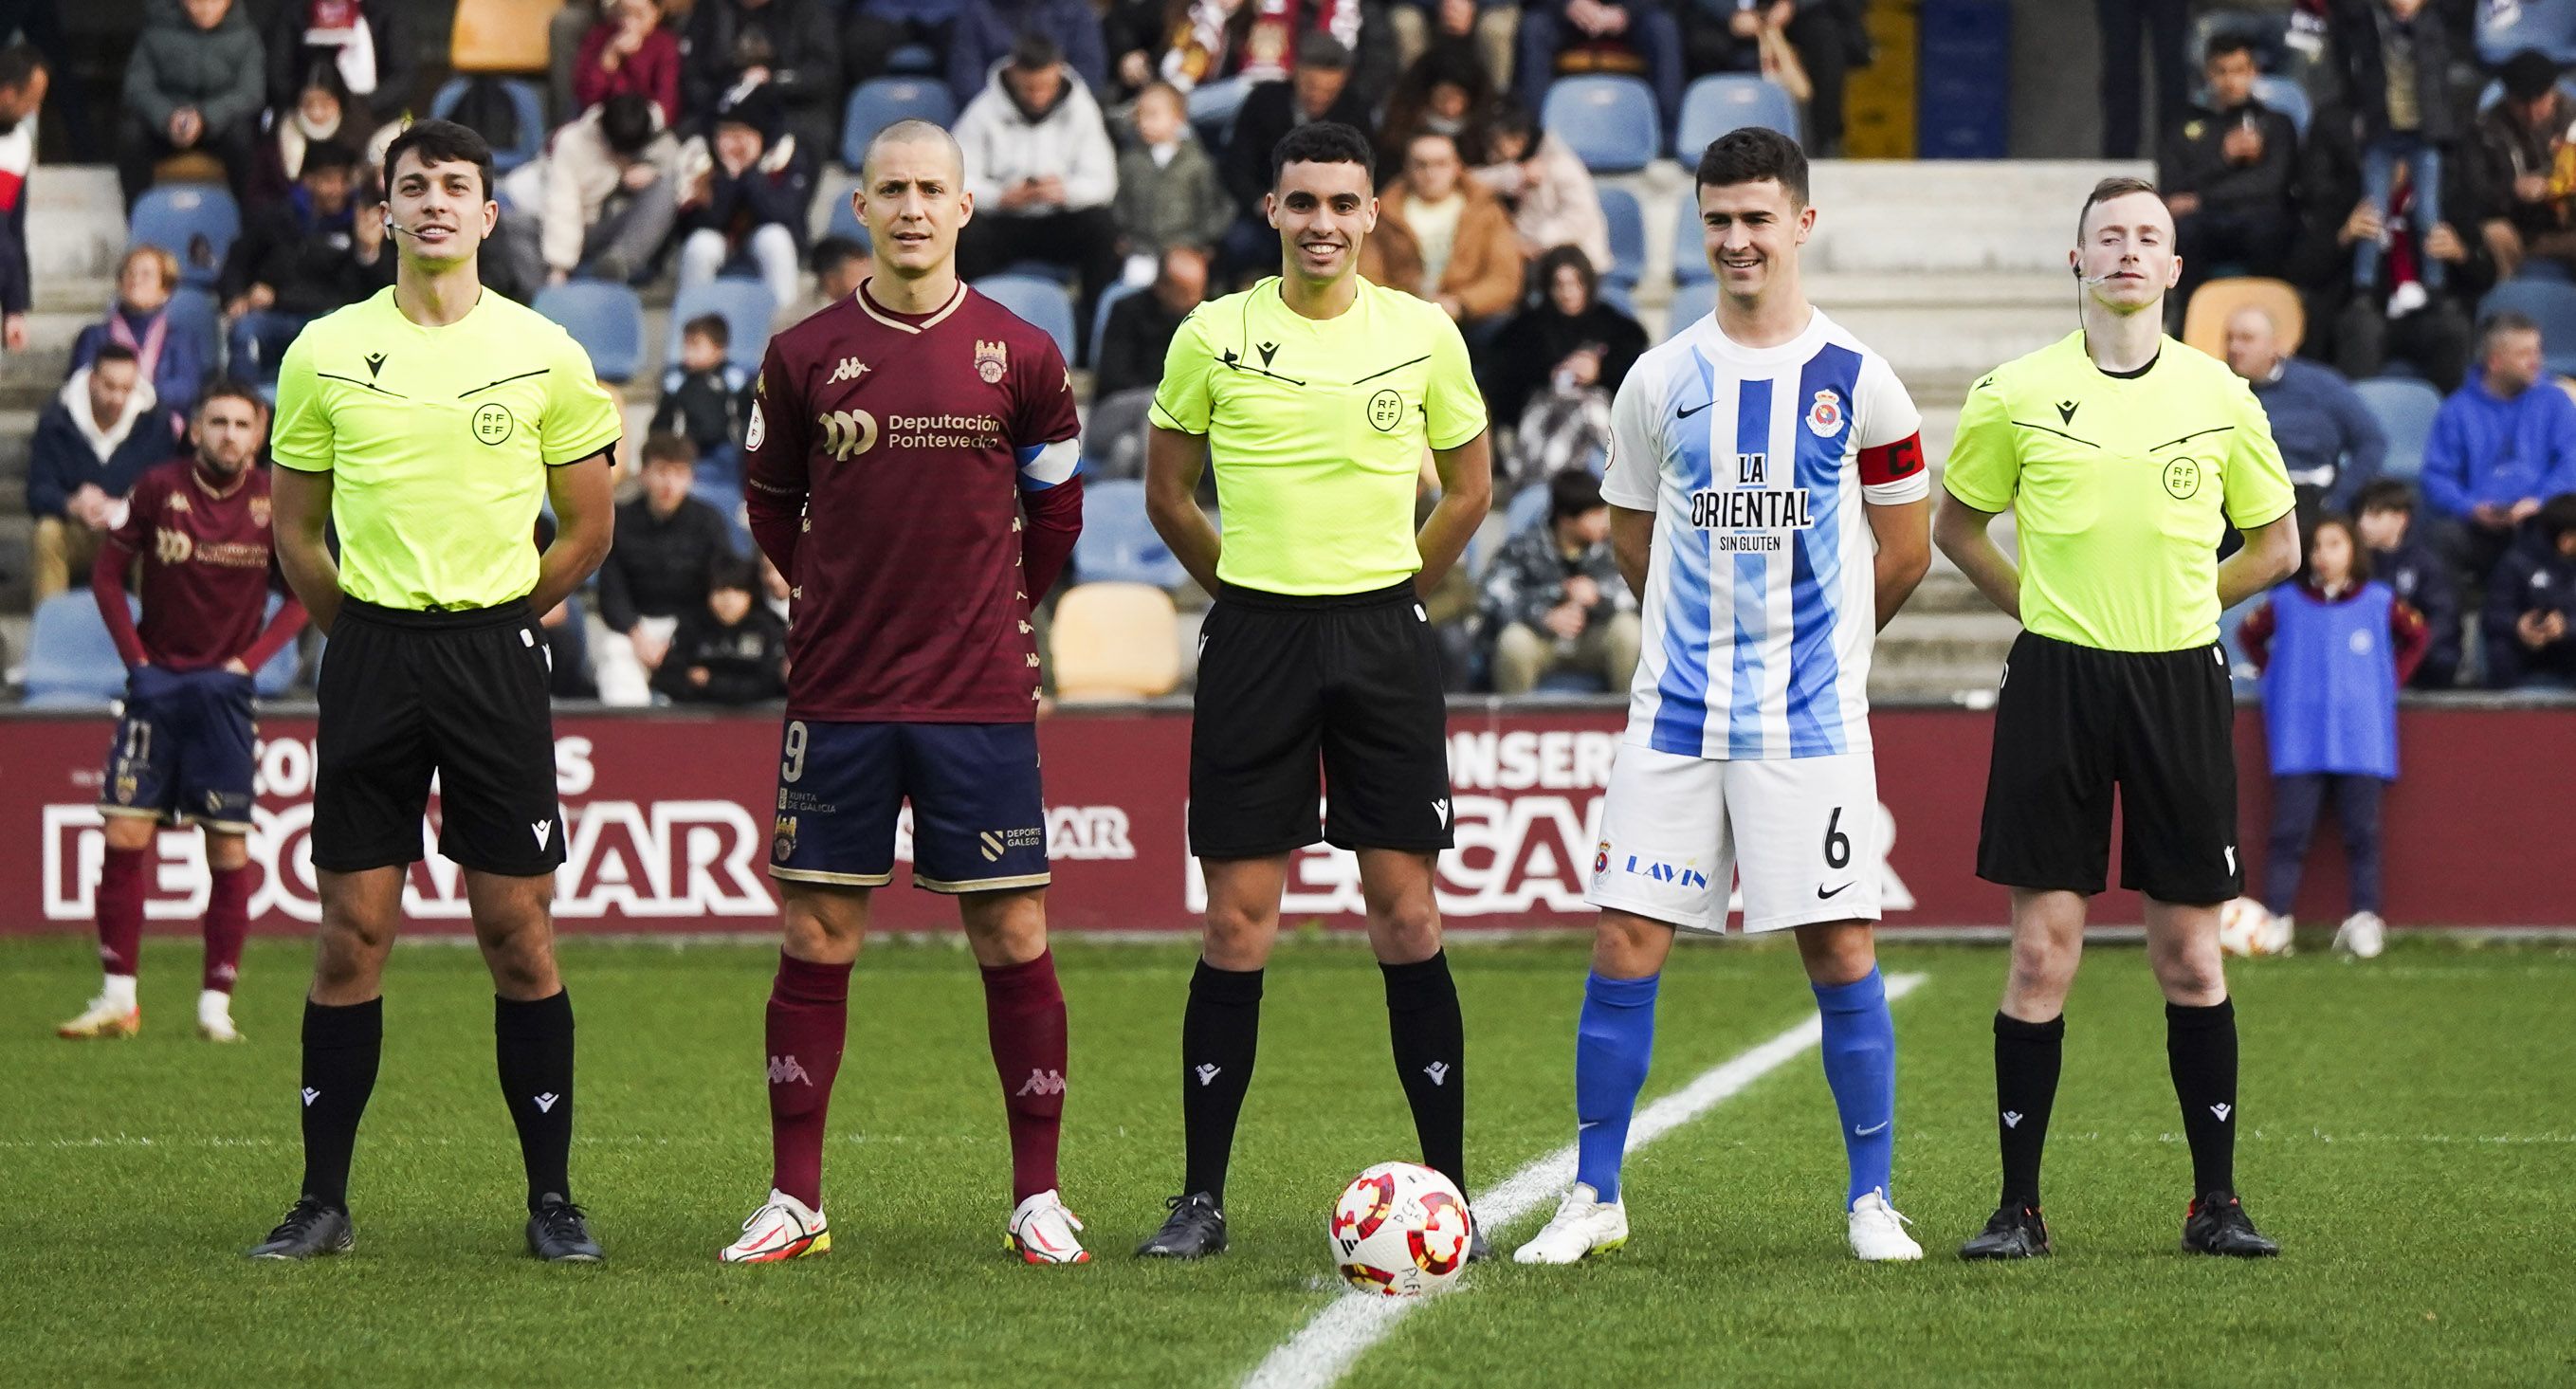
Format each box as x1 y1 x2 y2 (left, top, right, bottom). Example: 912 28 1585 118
96 459 305 671
745 281 1083 722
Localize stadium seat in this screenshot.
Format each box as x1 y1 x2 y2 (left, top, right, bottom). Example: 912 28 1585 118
974 273 1079 365
163 284 222 376
2252 76 2311 141
2476 0 2576 65
667 279 778 376
1598 186 1644 288
1533 667 1611 694
2187 8 2293 74
1187 76 1252 151
128 185 239 290
2354 376 2443 482
842 79 957 169
1083 387 1154 482
1505 479 1551 536
1664 280 1716 341
1051 582 1181 701
22 593 136 707
1072 479 1188 587
430 77 545 173
2182 277 2305 359
826 192 868 247
1675 75 1800 156
1672 195 1711 283
885 44 940 76
1091 281 1141 369
534 282 646 382
1542 76 1661 174
2477 75 2576 114
2479 278 2576 376
451 0 559 72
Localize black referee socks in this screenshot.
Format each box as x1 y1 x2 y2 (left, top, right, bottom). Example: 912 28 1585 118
1993 1011 2065 1210
2165 998 2239 1197
1383 951 1467 1194
496 990 577 1210
1181 961 1264 1205
299 997 383 1210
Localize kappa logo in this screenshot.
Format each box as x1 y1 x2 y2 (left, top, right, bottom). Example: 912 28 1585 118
1016 1069 1067 1098
827 356 870 384
1422 1062 1450 1087
301 1087 320 1107
534 1092 560 1114
2001 1110 2023 1128
2210 1103 2232 1123
768 1055 813 1087
817 409 880 460
1194 1064 1223 1087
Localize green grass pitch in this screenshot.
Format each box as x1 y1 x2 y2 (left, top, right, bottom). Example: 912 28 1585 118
4 934 2571 1387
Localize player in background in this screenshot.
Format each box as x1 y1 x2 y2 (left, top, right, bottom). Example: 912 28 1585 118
1936 177 2297 1260
1515 130 1934 1267
58 380 305 1044
721 119 1088 1266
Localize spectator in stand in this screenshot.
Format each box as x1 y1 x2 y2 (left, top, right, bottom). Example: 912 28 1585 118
1115 82 1235 280
1388 0 1519 93
2238 513 2427 960
2476 48 2576 282
497 92 683 292
2335 0 2456 298
216 139 377 381
1097 244 1210 399
594 433 742 705
27 344 185 603
2289 101 2494 391
682 0 844 155
575 0 682 127
1222 33 1372 224
2162 34 2301 317
798 233 870 318
264 0 410 128
2354 477 2461 686
72 247 209 419
2483 493 2576 687
1377 41 1495 174
955 35 1120 330
676 82 815 311
118 0 265 209
0 46 44 355
948 0 1106 105
653 556 790 704
1515 0 1685 146
1471 99 1610 274
2096 0 2188 160
249 63 372 205
1484 245 1643 484
1155 0 1383 103
1101 0 1165 103
2223 302 2384 532
2420 310 2576 590
845 0 960 87
1679 0 1862 156
1480 468 1639 693
652 312 752 484
1359 129 1525 330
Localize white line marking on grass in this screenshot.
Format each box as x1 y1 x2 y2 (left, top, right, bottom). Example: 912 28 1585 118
1241 972 1927 1389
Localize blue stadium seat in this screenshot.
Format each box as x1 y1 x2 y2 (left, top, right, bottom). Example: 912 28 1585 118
2252 75 2311 141
1072 479 1187 587
826 191 868 247
1675 75 1800 156
1664 280 1716 341
429 77 545 173
22 593 137 707
1600 282 1635 320
2477 0 2576 64
1505 479 1551 535
162 284 222 376
1091 281 1141 368
1187 76 1253 151
1598 186 1644 288
1542 76 1661 174
885 44 940 76
2354 376 2443 482
1672 195 1711 283
253 593 301 698
974 273 1078 365
534 282 646 382
667 279 777 376
2479 278 2576 376
842 79 957 169
129 186 240 290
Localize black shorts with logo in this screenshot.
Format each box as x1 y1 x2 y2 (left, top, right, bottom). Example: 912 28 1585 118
311 597 566 877
1189 580 1453 858
1977 630 2242 905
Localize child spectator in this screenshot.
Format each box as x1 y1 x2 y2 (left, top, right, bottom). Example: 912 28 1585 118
72 246 208 418
2240 514 2430 959
2353 479 2461 687
249 63 372 204
2339 0 2457 299
27 344 184 602
575 0 682 127
2482 493 2576 688
676 81 814 312
653 556 789 704
651 313 751 486
594 433 742 705
1112 82 1233 281
1478 468 1639 694
1471 100 1611 274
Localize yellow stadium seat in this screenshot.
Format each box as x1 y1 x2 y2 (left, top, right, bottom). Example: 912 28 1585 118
2183 277 2306 359
1050 583 1180 702
452 0 564 75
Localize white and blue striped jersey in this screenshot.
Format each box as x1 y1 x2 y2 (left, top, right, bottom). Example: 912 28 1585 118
1600 308 1928 760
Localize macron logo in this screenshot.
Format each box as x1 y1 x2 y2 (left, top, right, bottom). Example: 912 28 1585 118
1015 1069 1066 1098
301 1087 320 1107
1195 1064 1222 1087
2001 1110 2023 1129
1423 1062 1450 1087
2211 1103 2232 1123
768 1055 813 1087
534 1092 559 1114
532 820 554 850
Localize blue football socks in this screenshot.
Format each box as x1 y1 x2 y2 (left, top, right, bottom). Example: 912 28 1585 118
1814 966 1896 1207
1573 971 1659 1203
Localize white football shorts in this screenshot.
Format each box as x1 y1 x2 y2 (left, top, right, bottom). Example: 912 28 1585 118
1583 744 1884 935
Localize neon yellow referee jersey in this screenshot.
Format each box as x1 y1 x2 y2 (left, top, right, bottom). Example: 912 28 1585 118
1945 331 2294 652
1151 276 1488 595
270 286 624 611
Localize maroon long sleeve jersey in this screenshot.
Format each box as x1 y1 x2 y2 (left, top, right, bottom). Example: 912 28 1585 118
92 458 306 672
744 280 1084 722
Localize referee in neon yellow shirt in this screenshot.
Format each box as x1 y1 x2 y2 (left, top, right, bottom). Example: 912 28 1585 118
1137 121 1493 1260
249 121 623 1263
1935 176 2299 1262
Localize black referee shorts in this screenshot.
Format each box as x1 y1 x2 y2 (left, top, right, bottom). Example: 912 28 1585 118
311 597 566 878
1977 631 2243 905
1189 580 1453 859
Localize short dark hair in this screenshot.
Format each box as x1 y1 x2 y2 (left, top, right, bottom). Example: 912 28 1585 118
707 555 759 594
810 235 866 275
92 342 138 369
640 431 697 467
195 377 265 416
2354 478 2417 517
683 313 730 349
2078 175 2164 240
1694 126 1809 207
1271 119 1376 189
599 92 658 157
1547 468 1606 526
2302 514 2372 586
2541 492 2576 541
0 43 46 90
2480 308 2543 357
1009 31 1063 72
2204 32 2258 64
382 118 497 202
301 140 359 176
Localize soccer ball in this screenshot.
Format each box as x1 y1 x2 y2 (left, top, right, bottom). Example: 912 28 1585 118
2218 896 2291 958
1327 1161 1472 1297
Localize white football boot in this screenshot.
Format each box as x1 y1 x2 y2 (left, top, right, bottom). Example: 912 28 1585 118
1512 1182 1629 1264
2261 910 2297 957
198 990 243 1043
2333 910 2386 960
1847 1189 1923 1261
57 992 139 1040
718 1189 831 1263
1007 1189 1091 1264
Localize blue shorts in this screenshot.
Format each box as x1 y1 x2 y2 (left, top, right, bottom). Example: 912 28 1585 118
768 721 1050 894
100 667 258 832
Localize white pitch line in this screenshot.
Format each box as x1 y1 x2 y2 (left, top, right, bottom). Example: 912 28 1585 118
1240 971 1927 1389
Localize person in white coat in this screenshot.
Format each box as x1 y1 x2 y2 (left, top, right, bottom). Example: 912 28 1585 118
953 32 1120 351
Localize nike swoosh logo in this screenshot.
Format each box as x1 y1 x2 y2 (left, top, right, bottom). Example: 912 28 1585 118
1816 883 1853 900
1854 1121 1890 1137
1676 401 1712 419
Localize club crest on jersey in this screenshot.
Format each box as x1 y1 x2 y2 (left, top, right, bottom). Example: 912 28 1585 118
773 814 798 864
974 338 1009 384
249 495 271 527
1805 388 1845 438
